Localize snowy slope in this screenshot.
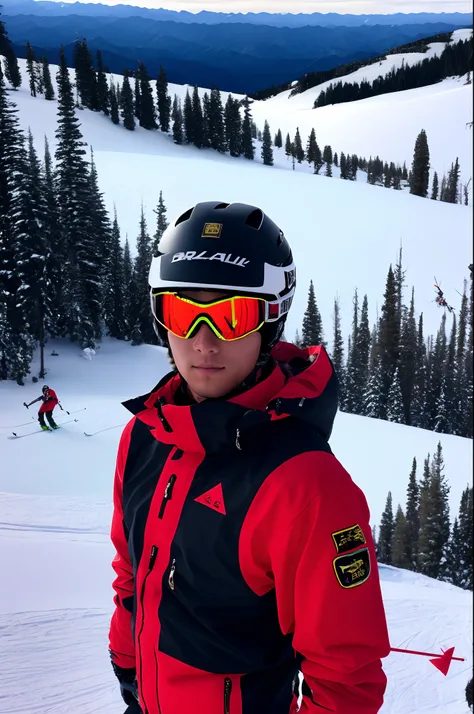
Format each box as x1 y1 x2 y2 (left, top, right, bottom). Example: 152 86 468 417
9 59 473 344
250 28 473 177
0 340 472 714
1 53 473 714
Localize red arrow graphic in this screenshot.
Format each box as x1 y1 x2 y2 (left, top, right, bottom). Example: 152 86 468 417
390 646 465 675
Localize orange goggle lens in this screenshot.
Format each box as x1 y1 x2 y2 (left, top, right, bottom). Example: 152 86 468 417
152 292 265 341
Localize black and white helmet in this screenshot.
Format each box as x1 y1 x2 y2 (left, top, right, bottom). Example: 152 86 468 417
148 201 296 349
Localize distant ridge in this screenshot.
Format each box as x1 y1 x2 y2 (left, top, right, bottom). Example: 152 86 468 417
1 0 472 27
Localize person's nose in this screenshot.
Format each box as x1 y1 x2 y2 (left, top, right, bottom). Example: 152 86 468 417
192 323 220 353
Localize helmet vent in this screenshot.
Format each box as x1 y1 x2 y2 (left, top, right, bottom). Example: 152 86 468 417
245 209 264 230
175 207 194 226
214 202 229 210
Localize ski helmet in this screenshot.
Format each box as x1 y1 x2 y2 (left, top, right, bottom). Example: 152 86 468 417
148 201 296 352
42 385 49 393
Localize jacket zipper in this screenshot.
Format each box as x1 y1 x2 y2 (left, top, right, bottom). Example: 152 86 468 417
138 545 158 714
224 677 232 714
168 559 176 591
158 474 177 519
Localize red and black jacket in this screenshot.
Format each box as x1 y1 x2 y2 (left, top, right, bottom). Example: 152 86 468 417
109 342 390 714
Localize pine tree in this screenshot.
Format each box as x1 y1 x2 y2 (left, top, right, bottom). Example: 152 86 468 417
109 79 120 125
431 170 439 199
425 313 448 430
411 314 427 428
293 127 305 163
224 95 242 157
1 17 21 90
261 119 273 166
322 145 332 165
152 190 168 255
122 237 135 338
132 206 154 344
443 518 463 585
409 129 430 197
138 62 157 130
306 128 317 167
41 56 55 100
87 148 111 338
134 75 141 122
344 288 359 413
96 50 110 116
183 90 194 144
274 128 282 148
340 151 348 180
387 367 405 423
443 157 461 203
399 288 418 424
120 73 135 131
26 41 38 97
332 297 345 403
207 87 224 152
379 265 400 417
457 486 473 589
333 152 338 167
0 60 32 382
202 92 211 149
241 97 255 160
42 137 65 337
392 505 411 569
74 38 99 111
364 353 384 419
14 129 53 376
156 65 171 133
55 47 100 345
378 492 394 564
171 94 183 144
104 208 126 339
405 457 420 569
284 132 292 158
301 280 324 347
191 86 203 149
418 444 450 579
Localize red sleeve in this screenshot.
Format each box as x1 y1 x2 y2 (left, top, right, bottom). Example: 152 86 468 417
240 450 390 714
108 419 137 669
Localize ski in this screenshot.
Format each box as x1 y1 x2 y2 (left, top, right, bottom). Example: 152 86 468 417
0 416 36 429
0 408 86 431
84 423 125 437
9 419 79 439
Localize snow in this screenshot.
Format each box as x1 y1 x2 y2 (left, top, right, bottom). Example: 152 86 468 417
9 59 473 344
1 52 473 714
0 339 472 713
250 29 473 178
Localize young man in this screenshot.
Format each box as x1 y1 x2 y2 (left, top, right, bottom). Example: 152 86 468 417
109 202 390 714
24 384 59 430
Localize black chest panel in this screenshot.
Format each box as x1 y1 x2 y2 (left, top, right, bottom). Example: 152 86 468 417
158 418 331 675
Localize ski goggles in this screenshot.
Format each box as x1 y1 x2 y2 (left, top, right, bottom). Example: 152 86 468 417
151 291 273 341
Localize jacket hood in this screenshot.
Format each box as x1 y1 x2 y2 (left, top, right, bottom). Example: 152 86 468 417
123 342 338 454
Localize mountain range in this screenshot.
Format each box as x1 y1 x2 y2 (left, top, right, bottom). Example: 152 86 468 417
1 1 471 93
1 1 472 27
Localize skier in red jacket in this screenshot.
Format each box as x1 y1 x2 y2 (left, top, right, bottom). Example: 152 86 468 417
109 202 390 714
24 385 60 430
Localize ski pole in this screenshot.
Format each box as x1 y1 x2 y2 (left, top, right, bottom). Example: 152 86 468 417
390 645 465 675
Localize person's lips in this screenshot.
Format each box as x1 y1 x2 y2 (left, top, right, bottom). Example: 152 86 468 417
192 364 225 372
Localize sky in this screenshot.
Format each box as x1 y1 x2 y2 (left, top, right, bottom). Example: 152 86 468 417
45 0 473 14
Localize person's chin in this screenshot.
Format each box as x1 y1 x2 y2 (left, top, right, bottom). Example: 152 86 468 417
188 370 234 400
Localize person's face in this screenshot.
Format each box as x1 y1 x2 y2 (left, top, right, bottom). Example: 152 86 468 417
167 290 262 402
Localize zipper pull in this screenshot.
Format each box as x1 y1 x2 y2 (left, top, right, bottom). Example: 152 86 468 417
149 545 158 570
158 474 177 519
224 677 232 714
168 559 176 591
